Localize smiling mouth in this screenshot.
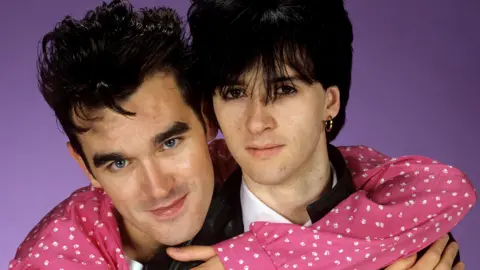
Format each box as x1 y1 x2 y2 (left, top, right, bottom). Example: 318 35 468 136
149 194 187 220
245 145 284 158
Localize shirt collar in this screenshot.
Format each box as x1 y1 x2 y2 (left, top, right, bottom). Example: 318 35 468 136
240 144 354 229
127 258 143 270
240 163 338 230
306 144 355 222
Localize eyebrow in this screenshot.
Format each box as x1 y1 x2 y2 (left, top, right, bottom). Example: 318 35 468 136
91 121 190 168
152 121 190 145
92 152 125 168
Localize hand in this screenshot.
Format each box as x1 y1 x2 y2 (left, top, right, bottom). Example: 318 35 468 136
167 245 225 270
385 234 465 270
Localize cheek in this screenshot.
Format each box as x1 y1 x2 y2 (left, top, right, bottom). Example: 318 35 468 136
174 142 214 202
174 139 212 179
100 179 140 211
213 101 243 140
277 95 325 138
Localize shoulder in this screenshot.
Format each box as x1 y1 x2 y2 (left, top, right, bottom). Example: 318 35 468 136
337 145 476 199
11 186 122 267
337 145 392 174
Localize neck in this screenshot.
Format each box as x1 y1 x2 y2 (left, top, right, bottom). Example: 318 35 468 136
243 142 332 225
117 211 162 262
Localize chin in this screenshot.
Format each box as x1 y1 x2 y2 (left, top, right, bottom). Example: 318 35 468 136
168 214 206 245
157 235 190 246
154 225 202 246
247 166 291 185
247 169 289 186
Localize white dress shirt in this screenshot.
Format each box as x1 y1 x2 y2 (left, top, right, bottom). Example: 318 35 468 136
128 258 143 270
240 164 338 231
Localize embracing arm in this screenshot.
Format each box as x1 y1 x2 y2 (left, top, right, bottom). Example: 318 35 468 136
213 148 476 270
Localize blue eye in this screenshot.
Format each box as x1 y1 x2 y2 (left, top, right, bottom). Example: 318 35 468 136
163 138 179 150
108 159 128 171
114 160 127 168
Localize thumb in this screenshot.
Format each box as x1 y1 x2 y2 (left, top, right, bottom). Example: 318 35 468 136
384 253 418 270
166 245 216 262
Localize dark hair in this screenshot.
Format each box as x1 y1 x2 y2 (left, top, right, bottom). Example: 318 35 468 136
39 0 199 168
188 0 353 142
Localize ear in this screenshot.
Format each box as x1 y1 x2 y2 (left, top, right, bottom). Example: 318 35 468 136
67 142 102 188
201 100 219 142
324 86 341 120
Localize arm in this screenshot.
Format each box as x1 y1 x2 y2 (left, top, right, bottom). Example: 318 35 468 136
214 150 476 269
8 189 129 270
9 253 112 270
8 223 123 270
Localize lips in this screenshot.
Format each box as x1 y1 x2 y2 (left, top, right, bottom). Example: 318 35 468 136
245 144 284 158
149 194 187 220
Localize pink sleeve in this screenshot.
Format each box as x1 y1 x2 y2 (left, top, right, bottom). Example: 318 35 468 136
8 188 130 270
214 149 477 269
8 219 124 269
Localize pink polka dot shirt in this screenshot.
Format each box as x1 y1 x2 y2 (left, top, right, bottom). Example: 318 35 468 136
9 140 476 269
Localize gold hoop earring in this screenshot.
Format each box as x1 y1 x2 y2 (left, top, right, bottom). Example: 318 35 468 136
325 116 333 132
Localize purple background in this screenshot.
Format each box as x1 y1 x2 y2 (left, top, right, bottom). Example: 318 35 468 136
2 0 479 267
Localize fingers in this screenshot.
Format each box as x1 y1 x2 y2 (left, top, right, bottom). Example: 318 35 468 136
411 234 450 269
434 241 459 270
453 262 465 270
166 245 216 262
384 253 418 270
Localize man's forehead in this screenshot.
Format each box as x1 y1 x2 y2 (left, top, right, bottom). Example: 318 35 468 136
78 111 192 157
78 73 192 132
85 104 191 138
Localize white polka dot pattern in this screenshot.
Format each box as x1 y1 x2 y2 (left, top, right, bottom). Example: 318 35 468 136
7 142 476 270
213 145 477 270
8 186 130 269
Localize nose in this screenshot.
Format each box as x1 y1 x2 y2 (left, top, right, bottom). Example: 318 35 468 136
245 98 276 135
141 159 174 198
